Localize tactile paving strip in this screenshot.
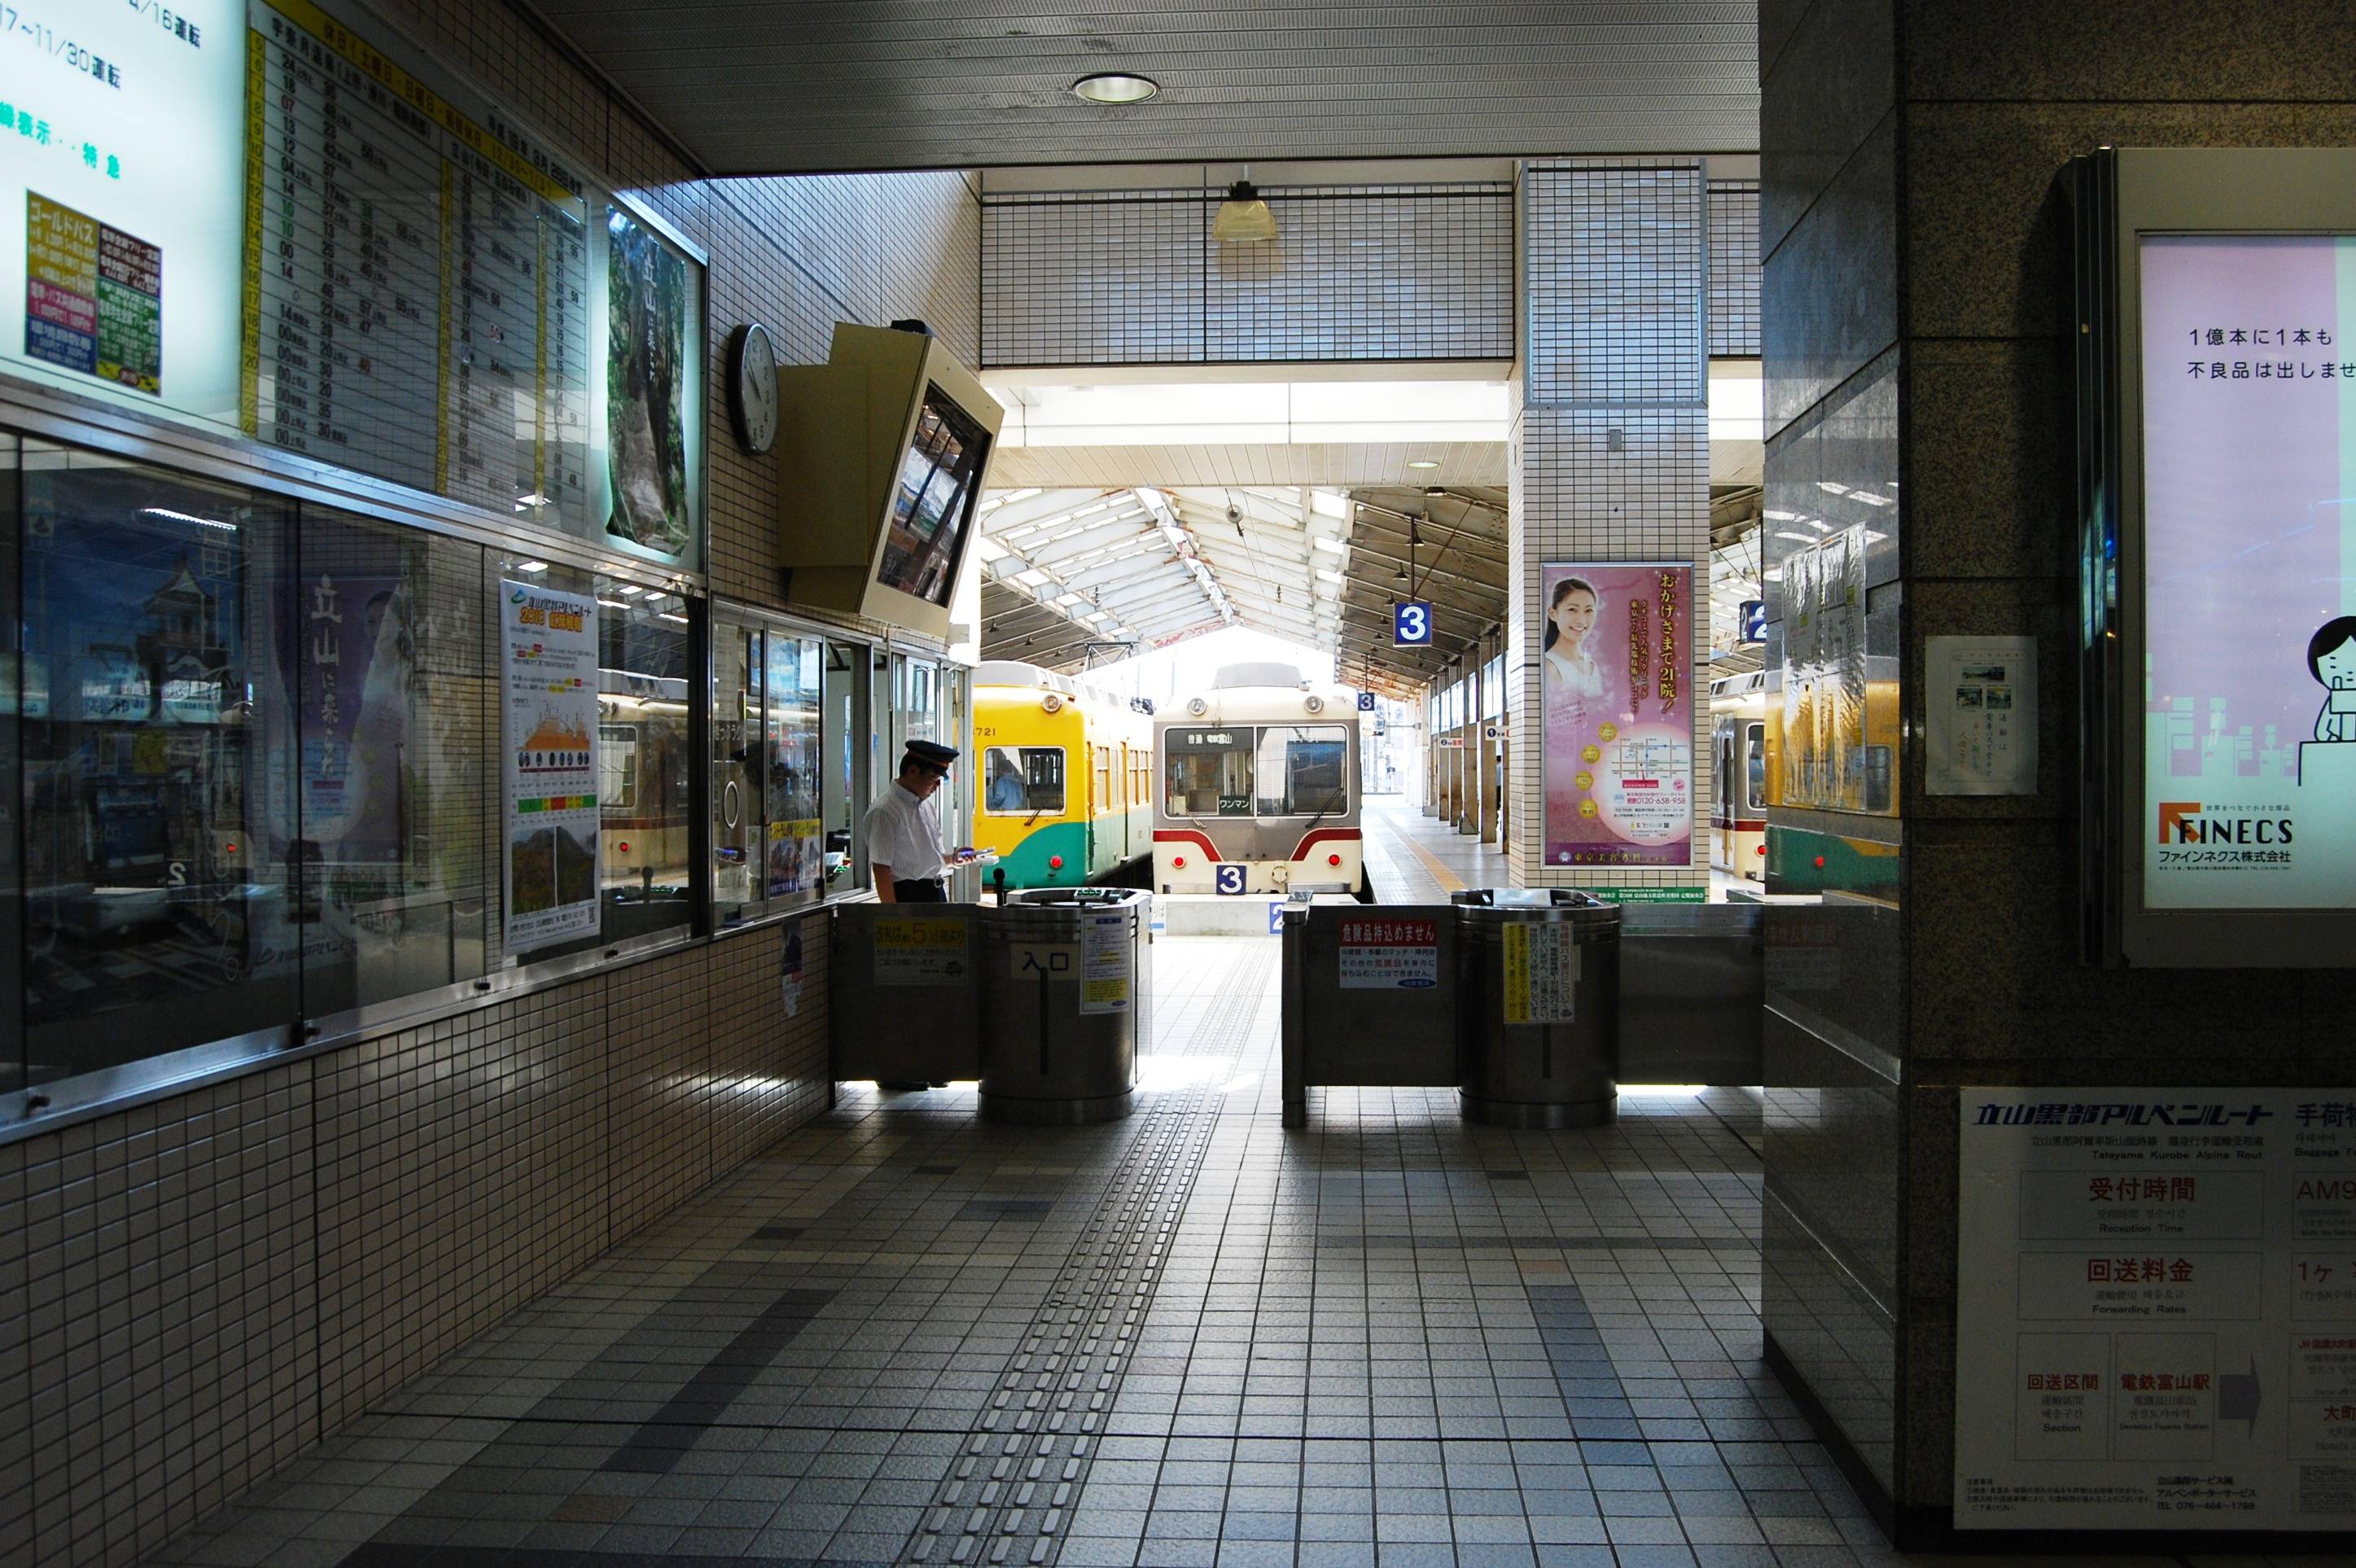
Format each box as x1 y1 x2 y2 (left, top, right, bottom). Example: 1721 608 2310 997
902 945 1274 1566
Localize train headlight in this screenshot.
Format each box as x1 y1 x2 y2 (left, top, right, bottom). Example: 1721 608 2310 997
1303 694 1325 714
1041 693 1063 713
1186 697 1208 716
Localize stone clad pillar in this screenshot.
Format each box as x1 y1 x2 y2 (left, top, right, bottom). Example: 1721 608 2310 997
1509 159 1713 896
1760 0 2356 1543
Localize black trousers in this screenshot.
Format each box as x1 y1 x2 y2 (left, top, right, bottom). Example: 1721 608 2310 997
893 878 948 903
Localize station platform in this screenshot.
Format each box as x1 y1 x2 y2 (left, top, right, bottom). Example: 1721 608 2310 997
1360 797 1504 902
136 935 2215 1568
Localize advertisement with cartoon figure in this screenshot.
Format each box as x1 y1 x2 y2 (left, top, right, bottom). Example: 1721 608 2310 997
2139 235 2356 909
501 580 601 952
1540 563 1694 870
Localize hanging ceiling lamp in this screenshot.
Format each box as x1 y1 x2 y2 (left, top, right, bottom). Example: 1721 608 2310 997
1212 178 1277 243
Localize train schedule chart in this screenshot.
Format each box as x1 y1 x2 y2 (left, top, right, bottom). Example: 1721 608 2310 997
241 0 589 527
1955 1089 2356 1532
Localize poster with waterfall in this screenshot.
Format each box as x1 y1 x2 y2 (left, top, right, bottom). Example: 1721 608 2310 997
501 580 600 953
602 205 697 561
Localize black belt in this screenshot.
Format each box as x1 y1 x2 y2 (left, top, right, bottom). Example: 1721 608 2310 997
895 878 948 903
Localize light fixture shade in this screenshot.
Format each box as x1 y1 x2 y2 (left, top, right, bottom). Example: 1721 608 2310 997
1212 180 1277 243
1071 73 1158 103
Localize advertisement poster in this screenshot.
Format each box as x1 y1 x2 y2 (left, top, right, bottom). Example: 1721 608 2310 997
2139 235 2356 909
1540 563 1694 869
300 569 410 861
501 580 599 953
1927 635 2039 796
764 635 823 900
1955 1088 2356 1532
604 205 694 559
1 0 243 423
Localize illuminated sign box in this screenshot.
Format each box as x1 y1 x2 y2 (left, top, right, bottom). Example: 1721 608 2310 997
2076 147 2356 966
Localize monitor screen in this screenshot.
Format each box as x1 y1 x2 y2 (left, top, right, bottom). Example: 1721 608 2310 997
2137 232 2356 913
875 388 989 607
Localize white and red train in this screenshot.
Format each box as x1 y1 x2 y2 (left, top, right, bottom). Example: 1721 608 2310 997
1150 663 1365 897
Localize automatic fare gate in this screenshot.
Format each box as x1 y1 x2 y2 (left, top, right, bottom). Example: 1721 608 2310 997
1281 904 1462 1128
830 902 983 1085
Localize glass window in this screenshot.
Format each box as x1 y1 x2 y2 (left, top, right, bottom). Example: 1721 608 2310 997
295 508 490 1016
1745 722 1767 812
20 445 298 1074
1164 727 1254 817
764 633 823 909
1255 725 1350 817
821 641 868 889
983 745 1065 815
712 624 760 922
598 580 694 943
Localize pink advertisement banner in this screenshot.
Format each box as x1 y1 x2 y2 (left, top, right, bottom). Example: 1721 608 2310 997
1540 563 1695 869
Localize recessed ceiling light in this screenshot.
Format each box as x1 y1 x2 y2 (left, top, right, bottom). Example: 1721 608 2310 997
1406 459 1439 471
1072 73 1158 104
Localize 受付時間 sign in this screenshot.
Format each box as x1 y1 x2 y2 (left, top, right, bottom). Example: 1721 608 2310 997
1954 1089 2356 1532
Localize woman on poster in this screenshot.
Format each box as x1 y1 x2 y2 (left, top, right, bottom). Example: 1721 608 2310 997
1542 575 1620 727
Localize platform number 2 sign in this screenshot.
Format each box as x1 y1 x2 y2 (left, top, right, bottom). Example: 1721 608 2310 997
1215 865 1247 896
1393 600 1433 646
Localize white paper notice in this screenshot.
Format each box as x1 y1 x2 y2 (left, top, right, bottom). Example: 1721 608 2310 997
1080 912 1132 1016
501 580 599 953
1955 1088 2356 1532
1927 635 2037 795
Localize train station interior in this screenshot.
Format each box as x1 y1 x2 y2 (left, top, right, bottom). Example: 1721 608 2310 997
6 4 2355 1568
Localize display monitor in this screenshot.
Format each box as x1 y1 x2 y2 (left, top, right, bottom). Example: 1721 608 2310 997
877 390 990 607
2075 147 2356 966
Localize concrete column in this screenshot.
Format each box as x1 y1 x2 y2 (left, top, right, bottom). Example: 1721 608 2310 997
1507 159 1713 894
1759 0 2356 1544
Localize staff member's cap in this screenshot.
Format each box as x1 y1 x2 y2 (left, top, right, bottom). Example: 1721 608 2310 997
903 739 960 772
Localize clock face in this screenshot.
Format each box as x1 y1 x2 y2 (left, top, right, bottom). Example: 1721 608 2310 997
729 322 778 455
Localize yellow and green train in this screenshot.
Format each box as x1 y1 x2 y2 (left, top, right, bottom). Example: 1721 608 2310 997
969 660 1154 888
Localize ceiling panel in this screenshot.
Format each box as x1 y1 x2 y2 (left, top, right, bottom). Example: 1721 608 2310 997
528 2 1757 173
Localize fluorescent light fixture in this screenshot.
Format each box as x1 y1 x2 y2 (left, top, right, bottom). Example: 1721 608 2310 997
596 598 630 609
658 611 689 624
1314 567 1346 585
513 559 550 574
1001 487 1043 504
1849 490 1894 506
1072 72 1158 104
1763 509 1800 522
1815 480 1850 496
142 506 239 532
1212 179 1277 243
1772 530 1815 542
1311 536 1347 554
613 585 642 598
1405 458 1440 470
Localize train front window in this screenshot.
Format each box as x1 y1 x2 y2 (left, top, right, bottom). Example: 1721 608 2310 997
1745 722 1767 811
984 745 1065 815
1163 729 1254 817
1255 725 1350 816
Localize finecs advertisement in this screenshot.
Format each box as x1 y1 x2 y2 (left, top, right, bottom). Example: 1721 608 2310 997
1540 563 1694 869
2139 235 2356 909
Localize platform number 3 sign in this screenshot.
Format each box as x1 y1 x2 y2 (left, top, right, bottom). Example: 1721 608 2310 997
1394 600 1433 647
1215 865 1247 896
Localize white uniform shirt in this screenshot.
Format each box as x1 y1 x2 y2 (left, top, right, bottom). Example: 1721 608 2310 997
864 782 947 884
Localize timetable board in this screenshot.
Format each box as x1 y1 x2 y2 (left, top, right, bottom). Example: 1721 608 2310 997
240 0 591 531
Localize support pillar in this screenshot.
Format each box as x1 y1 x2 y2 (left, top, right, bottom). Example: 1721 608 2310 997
1507 159 1712 896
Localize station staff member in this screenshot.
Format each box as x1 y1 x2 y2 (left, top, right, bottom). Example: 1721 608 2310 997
865 739 974 902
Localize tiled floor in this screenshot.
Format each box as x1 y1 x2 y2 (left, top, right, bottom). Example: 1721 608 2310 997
139 933 2330 1568
1360 800 1755 905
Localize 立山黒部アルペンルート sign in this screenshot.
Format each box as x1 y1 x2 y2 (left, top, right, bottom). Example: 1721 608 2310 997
1954 1088 2356 1532
1538 563 1693 871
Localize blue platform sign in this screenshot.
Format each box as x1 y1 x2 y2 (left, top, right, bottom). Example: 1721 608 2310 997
1355 691 1377 712
1393 600 1434 646
1738 598 1767 642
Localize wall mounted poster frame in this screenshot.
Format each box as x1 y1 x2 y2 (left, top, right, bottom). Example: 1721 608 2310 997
2076 147 2356 966
501 578 599 953
1538 562 1695 874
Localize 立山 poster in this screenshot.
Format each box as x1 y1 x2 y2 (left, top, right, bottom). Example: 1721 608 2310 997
1540 563 1695 870
501 580 599 952
300 567 412 864
2138 234 2356 909
603 205 692 558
